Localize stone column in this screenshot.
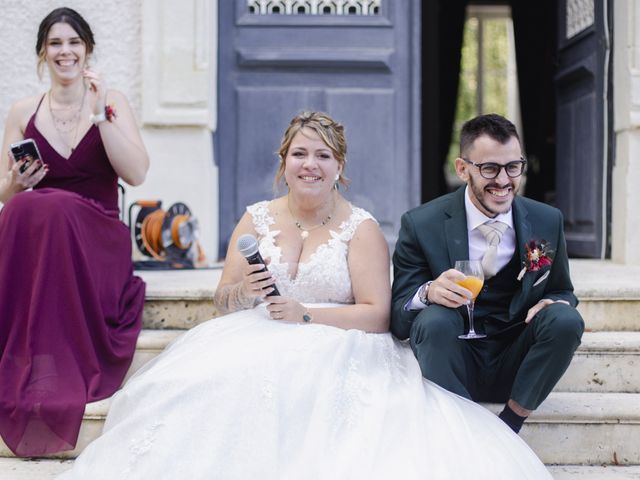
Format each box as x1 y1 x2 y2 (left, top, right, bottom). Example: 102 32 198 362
612 0 640 264
134 0 219 260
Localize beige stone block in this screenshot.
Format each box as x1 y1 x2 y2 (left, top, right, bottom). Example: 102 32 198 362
0 458 74 479
548 465 640 479
143 299 218 329
557 353 640 392
578 300 640 331
522 423 640 465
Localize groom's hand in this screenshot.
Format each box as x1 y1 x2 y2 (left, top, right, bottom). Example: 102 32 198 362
525 298 570 323
427 269 473 309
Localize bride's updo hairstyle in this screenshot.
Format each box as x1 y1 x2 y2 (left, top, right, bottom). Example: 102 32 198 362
274 111 350 191
36 7 95 78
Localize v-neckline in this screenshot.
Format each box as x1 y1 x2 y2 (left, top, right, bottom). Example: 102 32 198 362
32 120 95 161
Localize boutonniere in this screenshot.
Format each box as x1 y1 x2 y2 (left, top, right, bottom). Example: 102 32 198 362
517 240 554 281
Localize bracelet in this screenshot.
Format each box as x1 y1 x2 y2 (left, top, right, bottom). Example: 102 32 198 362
302 310 313 323
90 105 117 125
89 111 107 124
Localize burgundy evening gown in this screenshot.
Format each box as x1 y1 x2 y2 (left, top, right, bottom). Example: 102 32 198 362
0 101 145 456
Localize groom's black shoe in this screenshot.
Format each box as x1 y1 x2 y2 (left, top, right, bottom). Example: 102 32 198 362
499 404 527 434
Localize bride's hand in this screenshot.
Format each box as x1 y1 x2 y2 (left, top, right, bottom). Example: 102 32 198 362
264 296 305 322
241 262 277 300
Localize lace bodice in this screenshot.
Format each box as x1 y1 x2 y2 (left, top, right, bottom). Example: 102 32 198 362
247 201 375 304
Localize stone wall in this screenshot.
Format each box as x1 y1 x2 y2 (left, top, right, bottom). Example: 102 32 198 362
612 0 640 264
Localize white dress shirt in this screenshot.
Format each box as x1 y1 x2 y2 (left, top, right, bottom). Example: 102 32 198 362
407 186 516 310
464 186 515 270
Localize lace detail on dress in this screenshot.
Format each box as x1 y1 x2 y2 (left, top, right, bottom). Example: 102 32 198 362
330 355 369 436
246 201 282 280
122 421 164 477
246 201 376 304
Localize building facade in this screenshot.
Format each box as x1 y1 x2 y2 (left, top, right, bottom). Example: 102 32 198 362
1 0 639 264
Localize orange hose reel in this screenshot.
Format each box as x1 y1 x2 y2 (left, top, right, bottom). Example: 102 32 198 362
129 200 205 267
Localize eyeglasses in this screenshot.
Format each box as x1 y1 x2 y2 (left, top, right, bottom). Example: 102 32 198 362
461 158 527 179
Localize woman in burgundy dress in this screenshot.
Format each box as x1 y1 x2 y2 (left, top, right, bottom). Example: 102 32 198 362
0 7 149 456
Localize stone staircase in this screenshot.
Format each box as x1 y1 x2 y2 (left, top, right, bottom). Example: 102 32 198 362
2 260 640 479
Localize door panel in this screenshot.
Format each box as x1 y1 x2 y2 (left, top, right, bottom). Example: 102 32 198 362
555 0 611 257
216 0 421 256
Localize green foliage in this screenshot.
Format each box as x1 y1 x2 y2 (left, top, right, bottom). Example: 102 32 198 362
446 15 511 179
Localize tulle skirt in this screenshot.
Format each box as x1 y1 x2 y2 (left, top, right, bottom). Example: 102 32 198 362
59 304 551 479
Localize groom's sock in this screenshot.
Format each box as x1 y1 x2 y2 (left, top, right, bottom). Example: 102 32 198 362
499 404 527 434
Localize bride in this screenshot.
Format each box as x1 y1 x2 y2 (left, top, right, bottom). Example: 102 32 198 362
59 112 551 479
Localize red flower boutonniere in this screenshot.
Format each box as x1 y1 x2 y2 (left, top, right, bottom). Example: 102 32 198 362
517 240 554 281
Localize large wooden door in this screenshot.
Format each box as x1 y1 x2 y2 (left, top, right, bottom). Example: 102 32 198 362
555 0 612 257
216 0 421 256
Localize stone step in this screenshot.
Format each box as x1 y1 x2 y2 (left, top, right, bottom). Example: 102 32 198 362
140 268 218 330
570 260 640 332
556 331 640 393
129 330 640 393
548 465 640 479
142 292 639 332
0 460 639 480
1 389 638 466
486 392 640 465
0 458 73 479
137 261 640 332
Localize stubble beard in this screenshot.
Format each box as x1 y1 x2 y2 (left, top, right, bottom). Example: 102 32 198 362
468 174 517 218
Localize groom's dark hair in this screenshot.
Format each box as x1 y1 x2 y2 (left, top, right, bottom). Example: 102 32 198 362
459 114 520 157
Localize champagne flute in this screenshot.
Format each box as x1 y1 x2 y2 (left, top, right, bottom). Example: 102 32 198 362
455 260 486 340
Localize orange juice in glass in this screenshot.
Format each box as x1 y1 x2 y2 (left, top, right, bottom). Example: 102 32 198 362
457 276 483 300
455 260 486 339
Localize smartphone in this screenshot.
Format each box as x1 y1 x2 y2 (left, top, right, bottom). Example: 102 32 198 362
10 139 42 174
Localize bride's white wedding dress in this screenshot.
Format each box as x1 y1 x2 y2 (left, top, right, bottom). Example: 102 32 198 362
59 202 551 480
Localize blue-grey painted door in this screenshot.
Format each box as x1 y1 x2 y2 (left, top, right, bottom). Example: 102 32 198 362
216 0 421 257
555 0 611 258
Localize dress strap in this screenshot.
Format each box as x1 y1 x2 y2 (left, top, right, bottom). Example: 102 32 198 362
24 94 47 134
335 205 376 242
246 201 275 237
34 94 46 115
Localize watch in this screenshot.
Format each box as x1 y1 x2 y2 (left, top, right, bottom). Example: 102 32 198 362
302 311 313 323
418 281 434 306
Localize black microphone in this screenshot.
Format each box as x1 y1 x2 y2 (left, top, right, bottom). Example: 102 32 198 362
236 234 280 296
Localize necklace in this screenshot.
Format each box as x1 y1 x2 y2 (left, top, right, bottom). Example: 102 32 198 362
287 195 336 240
48 87 86 155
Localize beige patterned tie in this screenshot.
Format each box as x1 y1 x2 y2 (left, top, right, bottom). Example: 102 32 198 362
476 221 509 279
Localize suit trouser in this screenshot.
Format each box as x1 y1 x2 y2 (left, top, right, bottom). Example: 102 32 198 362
409 302 584 410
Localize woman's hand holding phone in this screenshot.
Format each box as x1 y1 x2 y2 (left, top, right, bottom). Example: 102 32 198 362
8 139 48 190
11 157 48 190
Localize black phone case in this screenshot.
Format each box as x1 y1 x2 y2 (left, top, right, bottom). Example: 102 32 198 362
11 139 41 174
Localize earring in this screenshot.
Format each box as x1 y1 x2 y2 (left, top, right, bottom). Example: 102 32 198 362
334 174 340 190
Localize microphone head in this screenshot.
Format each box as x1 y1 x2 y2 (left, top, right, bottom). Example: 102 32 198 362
237 233 259 257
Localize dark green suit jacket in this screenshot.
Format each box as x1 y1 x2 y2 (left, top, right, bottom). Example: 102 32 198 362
391 186 578 340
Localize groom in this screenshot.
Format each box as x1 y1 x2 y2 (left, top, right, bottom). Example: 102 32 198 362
391 113 584 433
